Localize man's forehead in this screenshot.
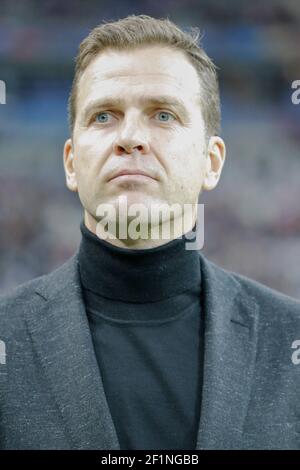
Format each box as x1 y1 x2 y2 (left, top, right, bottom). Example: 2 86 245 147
78 45 200 94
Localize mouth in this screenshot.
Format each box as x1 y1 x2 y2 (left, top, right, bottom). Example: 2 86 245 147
108 170 157 182
110 174 154 181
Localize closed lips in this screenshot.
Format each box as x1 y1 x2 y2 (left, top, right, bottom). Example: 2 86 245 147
108 170 156 180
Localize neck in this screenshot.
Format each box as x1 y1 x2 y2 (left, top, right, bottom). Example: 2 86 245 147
78 217 201 303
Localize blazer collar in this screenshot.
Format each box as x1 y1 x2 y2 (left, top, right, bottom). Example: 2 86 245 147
195 252 259 449
25 249 258 450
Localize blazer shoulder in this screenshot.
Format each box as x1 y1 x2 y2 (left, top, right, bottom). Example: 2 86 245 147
1 273 45 303
0 271 48 335
232 269 300 309
200 252 300 323
216 259 300 320
0 252 79 328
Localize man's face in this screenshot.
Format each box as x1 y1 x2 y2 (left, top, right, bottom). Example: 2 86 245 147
64 45 225 233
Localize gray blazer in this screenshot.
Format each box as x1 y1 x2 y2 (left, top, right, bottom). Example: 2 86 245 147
1 249 300 450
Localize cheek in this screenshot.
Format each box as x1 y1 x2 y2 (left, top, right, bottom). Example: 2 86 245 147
74 132 108 175
168 142 204 198
75 131 101 160
169 141 203 177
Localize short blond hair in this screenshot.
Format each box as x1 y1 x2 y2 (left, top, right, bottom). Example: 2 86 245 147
68 14 221 137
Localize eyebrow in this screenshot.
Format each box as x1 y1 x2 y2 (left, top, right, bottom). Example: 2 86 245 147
81 95 191 123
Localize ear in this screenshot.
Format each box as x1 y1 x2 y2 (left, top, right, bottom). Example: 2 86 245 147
202 135 226 191
63 138 78 192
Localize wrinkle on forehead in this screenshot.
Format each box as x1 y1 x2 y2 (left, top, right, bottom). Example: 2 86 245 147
85 75 187 99
90 72 181 82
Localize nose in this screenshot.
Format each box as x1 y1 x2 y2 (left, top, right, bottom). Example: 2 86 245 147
113 114 150 155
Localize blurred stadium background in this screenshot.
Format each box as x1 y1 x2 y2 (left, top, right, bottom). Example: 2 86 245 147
0 0 299 298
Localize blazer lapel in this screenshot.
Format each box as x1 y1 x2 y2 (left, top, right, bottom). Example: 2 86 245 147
195 253 259 449
25 251 120 450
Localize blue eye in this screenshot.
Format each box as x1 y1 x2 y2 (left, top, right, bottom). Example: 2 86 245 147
156 111 175 122
93 111 175 124
95 112 110 123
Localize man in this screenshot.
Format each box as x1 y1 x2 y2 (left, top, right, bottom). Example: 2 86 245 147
0 14 300 450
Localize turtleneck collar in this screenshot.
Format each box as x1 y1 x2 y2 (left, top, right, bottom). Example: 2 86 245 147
78 220 201 303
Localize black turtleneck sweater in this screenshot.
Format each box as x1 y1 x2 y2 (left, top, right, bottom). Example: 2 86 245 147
78 221 203 450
